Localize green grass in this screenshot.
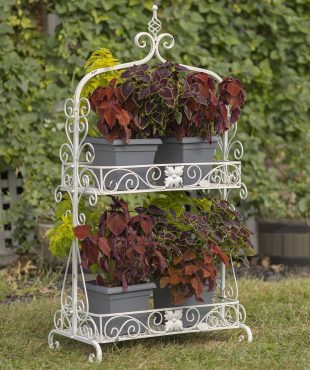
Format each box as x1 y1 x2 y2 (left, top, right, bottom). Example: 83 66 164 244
0 278 309 370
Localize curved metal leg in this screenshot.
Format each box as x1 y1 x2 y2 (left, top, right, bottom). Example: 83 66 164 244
88 341 103 363
48 329 102 363
48 330 60 349
239 323 253 342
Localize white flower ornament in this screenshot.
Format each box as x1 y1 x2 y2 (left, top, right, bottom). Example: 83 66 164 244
164 309 183 332
164 166 184 188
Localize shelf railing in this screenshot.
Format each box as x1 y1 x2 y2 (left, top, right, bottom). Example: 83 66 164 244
61 161 241 195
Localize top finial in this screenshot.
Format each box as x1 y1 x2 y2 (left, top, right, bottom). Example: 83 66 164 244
148 4 162 39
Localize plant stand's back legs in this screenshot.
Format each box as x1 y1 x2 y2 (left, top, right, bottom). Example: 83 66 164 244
88 341 103 363
48 330 60 349
239 323 253 342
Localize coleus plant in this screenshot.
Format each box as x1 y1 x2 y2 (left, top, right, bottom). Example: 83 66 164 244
145 193 254 304
88 59 245 143
89 79 132 143
173 73 245 140
120 61 188 138
73 197 166 291
73 193 253 304
146 205 218 305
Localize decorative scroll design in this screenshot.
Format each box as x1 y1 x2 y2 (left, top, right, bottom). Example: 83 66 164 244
217 123 247 201
59 97 94 166
72 301 244 342
148 4 162 39
226 256 239 301
50 243 100 341
55 96 97 225
133 4 175 65
61 162 241 195
218 123 244 162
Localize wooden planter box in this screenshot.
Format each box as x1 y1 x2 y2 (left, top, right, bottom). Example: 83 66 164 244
258 220 310 265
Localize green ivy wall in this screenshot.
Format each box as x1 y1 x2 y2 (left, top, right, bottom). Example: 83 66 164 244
0 0 309 248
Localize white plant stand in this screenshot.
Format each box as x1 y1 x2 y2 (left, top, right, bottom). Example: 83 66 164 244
48 5 253 363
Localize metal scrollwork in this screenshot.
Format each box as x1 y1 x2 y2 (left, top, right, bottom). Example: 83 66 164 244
49 4 252 362
240 182 248 199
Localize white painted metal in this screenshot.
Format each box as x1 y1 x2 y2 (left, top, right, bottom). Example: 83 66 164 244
48 4 252 363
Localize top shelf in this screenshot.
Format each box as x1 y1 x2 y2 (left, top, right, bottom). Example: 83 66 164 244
61 160 241 196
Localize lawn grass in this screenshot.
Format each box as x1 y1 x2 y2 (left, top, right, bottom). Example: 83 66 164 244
0 277 309 370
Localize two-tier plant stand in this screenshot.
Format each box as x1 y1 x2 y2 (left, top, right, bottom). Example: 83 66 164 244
48 5 253 363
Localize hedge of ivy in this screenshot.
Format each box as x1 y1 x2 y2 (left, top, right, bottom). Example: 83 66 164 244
0 0 309 249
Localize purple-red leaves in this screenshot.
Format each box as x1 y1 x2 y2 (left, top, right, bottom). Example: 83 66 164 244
89 80 132 143
106 212 127 236
74 225 91 240
140 220 153 235
98 237 111 257
90 61 244 142
121 81 134 99
210 245 229 266
79 197 161 292
182 249 196 261
218 77 245 124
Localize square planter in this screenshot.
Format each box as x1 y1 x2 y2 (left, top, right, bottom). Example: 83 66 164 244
154 136 220 186
82 281 156 338
153 283 214 327
85 137 162 190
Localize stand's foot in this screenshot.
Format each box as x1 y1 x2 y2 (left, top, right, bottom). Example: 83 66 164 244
48 329 103 363
88 341 103 363
239 323 253 342
48 330 60 349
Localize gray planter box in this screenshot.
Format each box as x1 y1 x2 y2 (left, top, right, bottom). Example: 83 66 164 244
153 283 214 327
154 136 220 185
83 281 156 337
86 137 162 190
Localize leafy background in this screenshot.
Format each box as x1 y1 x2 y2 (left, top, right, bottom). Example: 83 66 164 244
0 0 309 249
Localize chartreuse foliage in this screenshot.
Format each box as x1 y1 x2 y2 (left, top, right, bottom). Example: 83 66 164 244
81 48 121 98
0 1 309 249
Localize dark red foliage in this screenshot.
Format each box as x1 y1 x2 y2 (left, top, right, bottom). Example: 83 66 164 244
89 79 132 143
120 61 188 138
170 72 219 142
217 77 245 129
144 196 254 305
144 206 218 305
75 195 253 303
78 197 165 291
90 62 245 142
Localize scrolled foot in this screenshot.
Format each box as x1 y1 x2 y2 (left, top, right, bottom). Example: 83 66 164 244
48 331 60 349
239 323 253 342
88 341 103 363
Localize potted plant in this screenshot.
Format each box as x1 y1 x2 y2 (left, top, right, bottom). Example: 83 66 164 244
155 72 245 184
85 58 161 176
73 197 163 335
118 61 244 184
144 192 254 325
84 51 245 189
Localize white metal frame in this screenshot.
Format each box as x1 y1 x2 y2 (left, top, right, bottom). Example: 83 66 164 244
48 5 252 363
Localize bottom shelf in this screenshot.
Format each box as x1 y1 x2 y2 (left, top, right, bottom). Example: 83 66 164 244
49 299 251 343
48 299 252 362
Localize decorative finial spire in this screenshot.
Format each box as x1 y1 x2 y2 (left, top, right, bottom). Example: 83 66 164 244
148 4 162 39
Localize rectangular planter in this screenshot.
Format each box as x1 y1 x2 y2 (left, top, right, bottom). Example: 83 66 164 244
85 137 162 190
154 136 220 186
83 281 156 337
153 283 214 327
